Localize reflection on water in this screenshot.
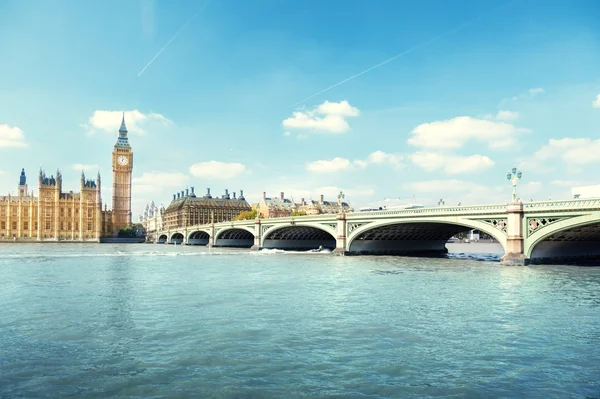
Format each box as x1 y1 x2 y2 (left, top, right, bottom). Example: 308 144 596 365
0 243 599 398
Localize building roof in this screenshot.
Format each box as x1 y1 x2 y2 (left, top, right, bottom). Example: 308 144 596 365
165 195 251 212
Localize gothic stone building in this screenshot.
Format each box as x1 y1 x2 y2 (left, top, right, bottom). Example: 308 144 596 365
0 114 134 241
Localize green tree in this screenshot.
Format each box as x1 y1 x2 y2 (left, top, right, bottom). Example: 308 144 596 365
118 227 136 237
290 210 307 217
233 209 259 221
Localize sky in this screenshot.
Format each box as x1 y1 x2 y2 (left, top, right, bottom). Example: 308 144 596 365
0 0 599 218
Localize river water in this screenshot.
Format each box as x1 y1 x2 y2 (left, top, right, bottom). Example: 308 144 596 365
1 243 599 398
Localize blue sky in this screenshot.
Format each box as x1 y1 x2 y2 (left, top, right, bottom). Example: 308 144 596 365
1 0 599 217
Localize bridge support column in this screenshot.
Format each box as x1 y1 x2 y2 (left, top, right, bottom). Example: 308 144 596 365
208 225 215 248
183 229 189 245
501 202 528 265
250 218 262 251
333 212 348 256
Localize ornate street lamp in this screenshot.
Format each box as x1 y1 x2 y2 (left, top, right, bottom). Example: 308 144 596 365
507 166 523 202
337 191 345 214
438 198 445 207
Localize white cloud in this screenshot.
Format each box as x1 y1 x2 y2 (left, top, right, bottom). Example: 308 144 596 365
283 131 291 137
404 179 485 193
307 151 402 174
593 94 600 109
410 152 494 174
495 110 519 121
84 109 171 136
402 179 509 206
551 180 581 187
511 88 545 101
306 157 353 173
0 124 28 148
528 88 545 96
528 138 600 166
72 164 98 171
189 161 247 180
282 100 360 133
313 186 375 199
132 171 190 194
408 116 530 150
366 150 402 167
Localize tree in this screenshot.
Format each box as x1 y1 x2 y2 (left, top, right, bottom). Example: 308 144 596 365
233 209 259 221
118 227 136 237
290 210 307 217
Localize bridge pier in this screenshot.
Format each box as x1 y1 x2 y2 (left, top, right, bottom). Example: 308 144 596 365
207 225 215 248
250 219 262 251
501 202 528 265
332 213 348 256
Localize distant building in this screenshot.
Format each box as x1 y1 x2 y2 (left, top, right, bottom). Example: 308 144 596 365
257 192 297 218
0 168 103 241
255 192 353 218
297 194 353 215
571 184 600 199
140 201 165 242
163 187 251 229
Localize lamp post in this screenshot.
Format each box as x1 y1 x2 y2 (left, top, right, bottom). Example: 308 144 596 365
438 198 445 207
337 191 345 214
507 166 522 202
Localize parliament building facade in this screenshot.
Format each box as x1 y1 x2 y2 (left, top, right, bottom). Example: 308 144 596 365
0 115 134 241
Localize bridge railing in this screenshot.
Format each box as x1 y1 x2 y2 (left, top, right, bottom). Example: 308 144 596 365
523 198 600 212
346 203 508 218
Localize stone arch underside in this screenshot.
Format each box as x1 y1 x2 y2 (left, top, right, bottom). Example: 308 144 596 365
262 226 336 250
214 228 254 248
188 230 210 245
158 234 168 243
348 221 503 256
527 220 600 263
170 232 184 244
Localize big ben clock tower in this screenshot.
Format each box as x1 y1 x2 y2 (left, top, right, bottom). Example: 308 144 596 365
111 113 133 234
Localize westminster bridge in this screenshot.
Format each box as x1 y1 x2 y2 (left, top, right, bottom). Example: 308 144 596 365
156 198 600 265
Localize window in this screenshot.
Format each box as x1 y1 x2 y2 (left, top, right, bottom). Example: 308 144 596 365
60 222 64 231
23 222 28 230
68 209 72 217
75 223 79 231
0 221 5 229
45 221 51 231
68 222 72 230
87 223 92 231
88 209 93 218
34 222 38 230
60 208 65 217
12 222 17 230
24 209 28 217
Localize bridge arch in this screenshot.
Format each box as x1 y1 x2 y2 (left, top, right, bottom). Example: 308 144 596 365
170 232 184 244
261 223 336 250
214 227 255 248
346 218 507 255
158 234 168 244
188 230 210 245
524 215 600 261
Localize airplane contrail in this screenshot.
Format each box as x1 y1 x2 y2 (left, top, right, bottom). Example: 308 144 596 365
137 1 211 77
293 2 515 106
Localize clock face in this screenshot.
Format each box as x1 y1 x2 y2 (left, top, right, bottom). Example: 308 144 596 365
117 155 129 166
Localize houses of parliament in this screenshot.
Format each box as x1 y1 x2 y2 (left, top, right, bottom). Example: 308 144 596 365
0 115 133 241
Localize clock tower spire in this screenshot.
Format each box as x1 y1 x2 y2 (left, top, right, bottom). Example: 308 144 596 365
111 112 133 235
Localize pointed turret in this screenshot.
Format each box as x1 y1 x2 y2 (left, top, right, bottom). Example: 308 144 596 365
115 112 131 148
119 112 127 134
19 168 26 186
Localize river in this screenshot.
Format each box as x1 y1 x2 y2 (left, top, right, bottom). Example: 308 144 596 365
1 243 599 398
